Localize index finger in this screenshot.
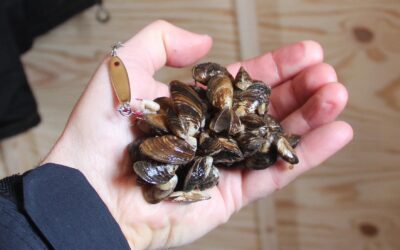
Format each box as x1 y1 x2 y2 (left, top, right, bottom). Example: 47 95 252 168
227 40 324 87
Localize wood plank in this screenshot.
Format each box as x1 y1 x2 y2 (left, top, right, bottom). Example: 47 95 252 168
257 0 400 249
234 0 261 59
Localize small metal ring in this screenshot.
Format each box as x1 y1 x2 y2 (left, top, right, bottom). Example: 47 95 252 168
118 102 132 117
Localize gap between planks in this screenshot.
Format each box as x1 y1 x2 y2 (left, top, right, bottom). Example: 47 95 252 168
234 0 278 249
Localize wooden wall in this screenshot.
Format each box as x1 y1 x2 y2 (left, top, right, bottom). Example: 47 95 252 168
1 0 399 249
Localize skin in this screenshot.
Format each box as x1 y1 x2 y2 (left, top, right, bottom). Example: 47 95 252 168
43 20 353 249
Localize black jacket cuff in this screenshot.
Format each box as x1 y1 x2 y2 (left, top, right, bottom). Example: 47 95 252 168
23 163 130 250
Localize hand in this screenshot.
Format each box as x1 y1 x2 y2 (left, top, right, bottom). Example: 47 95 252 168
43 20 353 249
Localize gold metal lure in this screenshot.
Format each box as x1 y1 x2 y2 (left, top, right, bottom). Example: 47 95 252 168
109 42 132 116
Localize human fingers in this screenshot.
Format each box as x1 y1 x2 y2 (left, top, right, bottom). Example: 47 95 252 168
280 82 348 135
269 63 338 120
241 121 353 204
119 20 212 75
227 40 323 87
118 20 212 100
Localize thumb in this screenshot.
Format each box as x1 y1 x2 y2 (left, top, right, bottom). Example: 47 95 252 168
118 20 213 74
80 20 212 116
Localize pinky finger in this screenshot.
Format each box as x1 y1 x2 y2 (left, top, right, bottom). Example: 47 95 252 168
241 121 353 204
271 120 353 188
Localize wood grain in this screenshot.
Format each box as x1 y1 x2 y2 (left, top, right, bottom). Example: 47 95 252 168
257 0 400 249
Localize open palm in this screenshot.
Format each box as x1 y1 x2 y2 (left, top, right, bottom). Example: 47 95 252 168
43 21 353 250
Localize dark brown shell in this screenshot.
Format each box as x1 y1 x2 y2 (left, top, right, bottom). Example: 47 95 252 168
139 135 196 165
167 107 188 139
244 148 278 169
192 62 232 84
128 140 143 162
198 135 223 156
234 66 253 90
207 75 234 110
240 113 268 137
170 80 205 136
183 156 213 191
275 136 299 164
284 133 301 148
233 83 271 117
142 113 169 134
229 109 243 135
213 138 244 164
170 81 204 117
233 98 259 117
209 108 230 133
241 113 265 130
251 81 271 98
260 133 276 153
143 175 178 204
198 131 211 145
209 108 243 135
198 166 220 190
264 114 283 134
153 97 173 115
169 190 211 203
236 132 265 157
133 160 178 185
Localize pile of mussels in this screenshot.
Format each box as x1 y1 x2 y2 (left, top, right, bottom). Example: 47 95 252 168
129 63 300 204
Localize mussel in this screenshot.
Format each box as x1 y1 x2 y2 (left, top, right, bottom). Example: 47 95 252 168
169 190 211 203
143 175 178 204
137 113 169 135
139 135 196 165
233 83 271 117
192 62 233 84
275 136 299 164
153 96 173 115
198 166 220 190
234 66 253 91
170 80 205 137
183 156 213 191
284 133 301 148
212 138 244 164
198 133 223 156
244 149 278 169
236 132 265 157
133 161 178 185
207 75 234 110
209 108 242 135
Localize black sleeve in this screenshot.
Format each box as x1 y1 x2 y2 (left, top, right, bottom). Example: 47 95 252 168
0 163 131 250
0 0 98 140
